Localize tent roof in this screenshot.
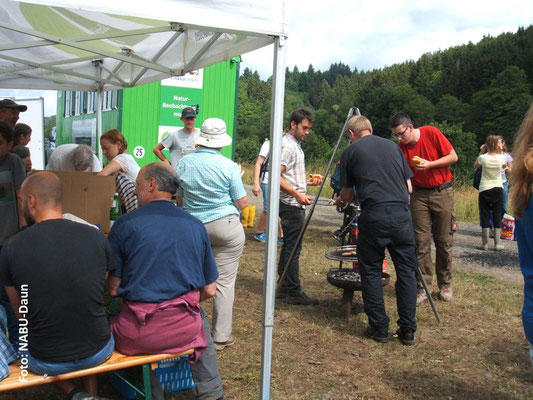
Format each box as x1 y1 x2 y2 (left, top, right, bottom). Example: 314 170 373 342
0 0 286 91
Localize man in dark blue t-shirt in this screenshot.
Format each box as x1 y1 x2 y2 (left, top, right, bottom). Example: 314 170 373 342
335 115 418 346
108 162 225 400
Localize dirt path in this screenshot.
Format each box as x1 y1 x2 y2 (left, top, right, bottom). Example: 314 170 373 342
245 185 523 284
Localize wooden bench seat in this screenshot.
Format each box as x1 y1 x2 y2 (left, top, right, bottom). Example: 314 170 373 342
0 349 194 398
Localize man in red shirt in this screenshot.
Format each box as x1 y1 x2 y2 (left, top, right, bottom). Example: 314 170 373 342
390 113 458 305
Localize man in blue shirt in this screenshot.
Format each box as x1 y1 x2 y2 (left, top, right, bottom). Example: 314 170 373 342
108 162 225 400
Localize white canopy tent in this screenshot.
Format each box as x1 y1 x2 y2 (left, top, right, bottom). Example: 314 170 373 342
0 0 287 398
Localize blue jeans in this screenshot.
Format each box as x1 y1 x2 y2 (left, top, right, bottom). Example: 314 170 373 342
261 182 268 212
26 335 114 376
278 202 305 295
0 245 19 348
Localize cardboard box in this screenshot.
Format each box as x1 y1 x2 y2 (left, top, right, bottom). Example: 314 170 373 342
49 171 116 233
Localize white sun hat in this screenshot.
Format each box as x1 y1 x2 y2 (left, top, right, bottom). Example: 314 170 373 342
195 118 232 148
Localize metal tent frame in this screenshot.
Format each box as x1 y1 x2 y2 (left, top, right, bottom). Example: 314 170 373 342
0 1 287 398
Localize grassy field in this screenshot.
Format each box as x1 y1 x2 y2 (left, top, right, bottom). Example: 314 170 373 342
1 168 525 399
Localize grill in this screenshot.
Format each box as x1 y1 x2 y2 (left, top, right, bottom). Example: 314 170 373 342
325 244 390 319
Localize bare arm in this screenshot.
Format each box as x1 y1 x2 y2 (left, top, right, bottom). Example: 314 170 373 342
107 275 122 297
280 165 311 205
234 196 248 211
252 155 266 197
416 149 458 171
153 143 171 164
97 159 122 176
407 178 412 194
16 189 25 229
200 281 216 302
334 187 355 208
5 286 22 320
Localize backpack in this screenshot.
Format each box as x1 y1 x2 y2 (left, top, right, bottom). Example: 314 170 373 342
259 155 269 181
330 161 342 196
473 166 482 190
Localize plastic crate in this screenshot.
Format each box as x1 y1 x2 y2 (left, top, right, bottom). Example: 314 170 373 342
109 355 195 399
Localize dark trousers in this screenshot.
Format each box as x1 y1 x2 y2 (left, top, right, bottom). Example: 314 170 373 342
358 204 418 332
0 245 19 347
479 187 503 228
278 202 305 295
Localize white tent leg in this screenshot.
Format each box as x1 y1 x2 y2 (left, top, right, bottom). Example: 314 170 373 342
260 35 286 400
97 90 103 166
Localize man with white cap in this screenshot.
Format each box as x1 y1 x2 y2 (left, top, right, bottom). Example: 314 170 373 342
176 118 247 351
153 106 200 170
0 99 27 129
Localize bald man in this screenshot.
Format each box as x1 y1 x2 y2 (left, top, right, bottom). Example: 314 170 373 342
0 172 115 399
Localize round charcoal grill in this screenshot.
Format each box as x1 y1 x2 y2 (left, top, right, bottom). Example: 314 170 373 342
327 268 390 291
325 244 390 319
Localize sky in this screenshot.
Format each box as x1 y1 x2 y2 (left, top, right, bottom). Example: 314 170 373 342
1 0 532 116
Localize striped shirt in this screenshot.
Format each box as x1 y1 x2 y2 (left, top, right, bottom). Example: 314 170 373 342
115 172 138 213
280 133 307 207
176 148 247 223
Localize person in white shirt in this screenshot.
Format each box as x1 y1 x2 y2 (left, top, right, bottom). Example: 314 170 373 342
475 135 507 251
46 144 101 172
97 129 140 182
153 107 200 170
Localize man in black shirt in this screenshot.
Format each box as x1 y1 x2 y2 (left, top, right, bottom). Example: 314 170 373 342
0 171 114 398
335 115 418 345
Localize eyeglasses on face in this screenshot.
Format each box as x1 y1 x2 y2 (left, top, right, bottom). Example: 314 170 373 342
392 126 409 138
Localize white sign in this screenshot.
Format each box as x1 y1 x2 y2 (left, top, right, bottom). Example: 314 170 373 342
133 146 145 159
161 69 204 89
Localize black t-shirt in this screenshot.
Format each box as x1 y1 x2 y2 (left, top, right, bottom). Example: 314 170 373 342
0 219 113 362
340 135 413 209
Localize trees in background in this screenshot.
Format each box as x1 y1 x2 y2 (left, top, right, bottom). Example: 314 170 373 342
235 26 533 182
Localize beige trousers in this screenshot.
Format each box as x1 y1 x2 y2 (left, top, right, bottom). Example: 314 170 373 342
204 214 245 342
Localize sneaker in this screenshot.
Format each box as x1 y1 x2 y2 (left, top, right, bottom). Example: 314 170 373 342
333 229 341 241
214 336 235 351
416 289 428 306
394 329 415 346
286 291 319 306
439 285 453 302
364 326 389 343
253 232 266 242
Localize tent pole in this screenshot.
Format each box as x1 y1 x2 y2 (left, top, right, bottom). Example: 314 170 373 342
260 35 286 400
97 90 103 166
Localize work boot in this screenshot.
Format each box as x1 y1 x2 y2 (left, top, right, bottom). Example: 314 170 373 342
477 228 490 251
439 285 453 302
416 289 427 306
494 228 504 251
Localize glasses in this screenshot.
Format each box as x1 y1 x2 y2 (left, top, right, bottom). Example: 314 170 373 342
392 126 409 139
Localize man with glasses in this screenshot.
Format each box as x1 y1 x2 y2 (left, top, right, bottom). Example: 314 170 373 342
389 113 458 305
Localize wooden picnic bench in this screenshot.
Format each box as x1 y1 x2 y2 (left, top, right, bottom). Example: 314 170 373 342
0 348 194 399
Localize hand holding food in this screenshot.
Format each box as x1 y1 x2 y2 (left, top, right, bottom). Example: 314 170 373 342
412 156 425 166
308 173 323 186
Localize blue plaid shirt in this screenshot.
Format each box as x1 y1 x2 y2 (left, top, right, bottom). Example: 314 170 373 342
176 148 247 224
0 306 18 381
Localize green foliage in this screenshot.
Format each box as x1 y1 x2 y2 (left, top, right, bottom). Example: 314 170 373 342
433 121 478 182
44 115 56 137
235 25 533 185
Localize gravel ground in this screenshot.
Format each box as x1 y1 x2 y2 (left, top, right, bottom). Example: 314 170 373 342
244 185 522 284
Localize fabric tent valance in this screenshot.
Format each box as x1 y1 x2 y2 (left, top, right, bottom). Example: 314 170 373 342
0 0 286 91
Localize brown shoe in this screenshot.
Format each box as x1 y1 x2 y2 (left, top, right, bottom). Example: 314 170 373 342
439 286 453 302
416 289 427 306
214 336 235 351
